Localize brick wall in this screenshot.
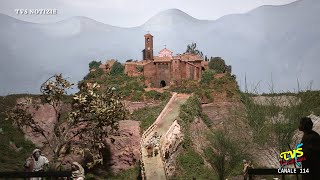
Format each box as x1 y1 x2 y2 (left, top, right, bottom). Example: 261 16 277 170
156 62 171 88
143 62 156 87
124 64 137 76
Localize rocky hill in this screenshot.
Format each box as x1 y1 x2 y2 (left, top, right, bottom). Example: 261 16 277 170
1 0 320 94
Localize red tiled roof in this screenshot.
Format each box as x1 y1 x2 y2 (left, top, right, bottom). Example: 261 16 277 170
159 48 173 53
153 56 173 62
179 53 203 61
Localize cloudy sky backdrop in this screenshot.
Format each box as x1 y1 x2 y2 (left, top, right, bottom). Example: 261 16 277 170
0 0 297 27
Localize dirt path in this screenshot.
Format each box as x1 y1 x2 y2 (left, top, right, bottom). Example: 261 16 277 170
140 93 190 180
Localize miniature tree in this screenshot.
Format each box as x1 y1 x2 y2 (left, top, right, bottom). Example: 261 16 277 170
185 43 204 58
6 74 126 169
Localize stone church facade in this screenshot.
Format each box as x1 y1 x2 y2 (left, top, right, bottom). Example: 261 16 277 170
125 33 208 88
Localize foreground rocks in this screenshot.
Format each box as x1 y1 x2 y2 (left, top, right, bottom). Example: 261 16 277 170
16 98 141 173
105 120 141 173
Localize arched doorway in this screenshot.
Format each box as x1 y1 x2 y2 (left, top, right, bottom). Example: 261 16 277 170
160 80 166 88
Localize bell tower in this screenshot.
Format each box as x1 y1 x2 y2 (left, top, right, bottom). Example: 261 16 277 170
144 33 153 60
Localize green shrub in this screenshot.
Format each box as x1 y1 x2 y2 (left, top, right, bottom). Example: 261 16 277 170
84 68 104 80
178 95 202 149
201 69 215 84
110 61 124 76
128 81 144 91
89 60 102 69
145 90 170 101
208 57 226 73
121 88 131 97
175 95 218 179
132 91 143 101
298 90 320 116
179 95 202 125
145 90 161 100
176 149 215 179
131 102 167 131
204 130 246 180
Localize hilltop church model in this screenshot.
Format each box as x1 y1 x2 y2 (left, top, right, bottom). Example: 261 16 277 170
124 33 208 88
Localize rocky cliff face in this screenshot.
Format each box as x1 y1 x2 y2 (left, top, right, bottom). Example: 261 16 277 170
105 120 141 173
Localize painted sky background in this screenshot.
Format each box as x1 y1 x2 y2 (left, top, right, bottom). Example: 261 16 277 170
0 0 297 27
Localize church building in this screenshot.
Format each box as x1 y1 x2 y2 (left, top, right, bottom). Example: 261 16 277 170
124 33 208 88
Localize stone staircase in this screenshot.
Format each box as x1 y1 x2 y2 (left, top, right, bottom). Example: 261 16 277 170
139 93 190 180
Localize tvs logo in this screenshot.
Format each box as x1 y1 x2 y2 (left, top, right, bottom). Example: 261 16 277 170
279 143 306 168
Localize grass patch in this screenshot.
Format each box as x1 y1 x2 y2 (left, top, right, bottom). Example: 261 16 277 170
298 90 320 116
131 101 168 131
241 90 320 154
176 149 215 180
170 73 240 102
144 90 171 101
80 74 145 100
204 130 247 180
175 95 217 179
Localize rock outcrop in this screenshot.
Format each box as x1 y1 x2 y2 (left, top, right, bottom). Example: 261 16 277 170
16 98 141 172
105 120 141 173
252 96 301 107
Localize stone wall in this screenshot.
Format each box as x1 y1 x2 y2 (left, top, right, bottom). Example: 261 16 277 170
143 62 156 87
127 59 204 88
171 59 181 82
124 64 138 76
160 120 184 177
156 63 171 88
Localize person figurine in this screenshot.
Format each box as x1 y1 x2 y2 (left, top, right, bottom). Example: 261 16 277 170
153 132 158 138
243 160 253 180
146 144 153 157
24 149 49 180
71 162 85 180
154 144 159 157
298 117 320 180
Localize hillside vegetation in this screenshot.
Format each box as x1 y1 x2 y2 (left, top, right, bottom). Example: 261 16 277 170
80 60 171 102
241 90 320 162
1 57 319 180
0 95 36 171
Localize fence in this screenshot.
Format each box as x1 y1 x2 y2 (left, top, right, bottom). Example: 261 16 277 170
0 171 72 179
